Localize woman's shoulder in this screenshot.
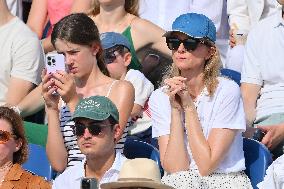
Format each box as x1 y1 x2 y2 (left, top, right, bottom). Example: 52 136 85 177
216 77 241 97
114 79 134 91
4 164 51 189
130 15 164 32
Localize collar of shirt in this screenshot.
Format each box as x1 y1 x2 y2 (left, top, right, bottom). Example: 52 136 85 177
73 152 127 182
272 8 284 27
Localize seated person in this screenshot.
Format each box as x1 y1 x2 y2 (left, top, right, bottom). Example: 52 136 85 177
0 0 44 107
149 13 252 188
0 106 50 188
241 0 284 158
52 96 127 189
257 154 284 189
101 158 173 189
100 32 154 135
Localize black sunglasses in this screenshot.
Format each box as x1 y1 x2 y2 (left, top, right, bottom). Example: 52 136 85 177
72 123 113 137
166 37 202 51
103 46 125 64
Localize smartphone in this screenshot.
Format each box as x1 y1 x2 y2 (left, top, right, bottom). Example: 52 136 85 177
45 52 65 74
252 128 265 142
81 178 98 189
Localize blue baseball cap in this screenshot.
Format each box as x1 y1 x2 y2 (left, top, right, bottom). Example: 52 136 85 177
100 32 131 50
163 13 216 43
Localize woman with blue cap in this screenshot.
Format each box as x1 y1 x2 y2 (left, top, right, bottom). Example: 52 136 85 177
149 13 252 188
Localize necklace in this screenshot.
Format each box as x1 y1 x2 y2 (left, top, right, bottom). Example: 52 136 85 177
0 161 13 185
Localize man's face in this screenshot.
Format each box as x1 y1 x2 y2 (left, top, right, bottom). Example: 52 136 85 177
75 118 118 157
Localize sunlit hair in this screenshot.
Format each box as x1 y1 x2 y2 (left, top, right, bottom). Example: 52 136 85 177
0 107 28 165
89 0 139 16
51 13 109 76
162 45 221 97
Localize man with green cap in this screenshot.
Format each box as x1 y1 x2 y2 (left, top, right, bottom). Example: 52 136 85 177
52 95 127 189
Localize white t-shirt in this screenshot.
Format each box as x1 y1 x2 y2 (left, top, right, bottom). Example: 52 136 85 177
149 77 246 173
124 69 154 134
0 17 44 106
241 10 284 121
125 69 154 107
52 152 127 189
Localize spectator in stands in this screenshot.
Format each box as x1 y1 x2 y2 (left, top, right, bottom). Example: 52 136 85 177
241 0 284 158
27 0 92 53
100 32 154 135
52 96 127 188
71 0 171 72
0 106 51 188
139 0 230 66
149 13 252 188
0 0 44 107
101 158 174 189
226 0 281 72
41 13 134 172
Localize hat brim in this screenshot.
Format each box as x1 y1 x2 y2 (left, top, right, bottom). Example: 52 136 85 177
100 180 174 189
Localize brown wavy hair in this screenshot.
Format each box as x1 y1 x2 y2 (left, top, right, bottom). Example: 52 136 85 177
89 0 139 16
51 13 109 76
0 107 28 165
163 45 221 97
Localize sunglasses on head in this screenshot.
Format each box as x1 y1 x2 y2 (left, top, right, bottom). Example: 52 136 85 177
103 45 125 64
166 37 204 51
72 123 113 137
0 130 16 144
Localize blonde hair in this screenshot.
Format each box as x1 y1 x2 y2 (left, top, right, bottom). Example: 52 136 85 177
163 46 221 97
89 0 139 16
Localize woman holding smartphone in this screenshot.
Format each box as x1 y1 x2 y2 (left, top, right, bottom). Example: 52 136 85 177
41 13 134 172
149 13 252 188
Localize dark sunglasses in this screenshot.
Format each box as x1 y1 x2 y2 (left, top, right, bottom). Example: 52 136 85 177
166 37 202 51
103 46 125 64
72 123 113 137
0 130 16 144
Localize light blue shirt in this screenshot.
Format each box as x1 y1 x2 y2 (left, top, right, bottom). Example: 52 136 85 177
52 152 127 189
241 9 284 121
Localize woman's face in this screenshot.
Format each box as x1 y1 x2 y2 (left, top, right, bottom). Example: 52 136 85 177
55 39 99 79
0 119 19 166
168 32 213 73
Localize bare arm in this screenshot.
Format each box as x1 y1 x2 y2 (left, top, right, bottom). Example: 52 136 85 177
41 71 68 172
5 77 35 106
241 83 261 127
131 104 143 119
27 0 48 39
162 107 190 172
17 83 45 117
109 81 134 139
131 18 171 59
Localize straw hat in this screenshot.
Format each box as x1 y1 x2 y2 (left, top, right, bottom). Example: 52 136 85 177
100 158 174 189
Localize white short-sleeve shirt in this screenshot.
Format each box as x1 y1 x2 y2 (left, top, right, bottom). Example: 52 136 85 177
149 77 246 173
0 17 44 105
125 69 154 107
52 152 127 189
241 9 284 121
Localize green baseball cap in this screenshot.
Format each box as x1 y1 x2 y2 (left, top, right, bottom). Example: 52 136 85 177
72 96 119 122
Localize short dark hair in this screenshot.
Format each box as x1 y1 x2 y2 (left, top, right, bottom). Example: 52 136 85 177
51 13 109 76
0 107 28 164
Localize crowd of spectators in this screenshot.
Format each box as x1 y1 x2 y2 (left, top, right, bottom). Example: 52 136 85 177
1 0 284 188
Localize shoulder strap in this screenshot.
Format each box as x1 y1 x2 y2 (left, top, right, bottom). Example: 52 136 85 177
106 80 119 97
